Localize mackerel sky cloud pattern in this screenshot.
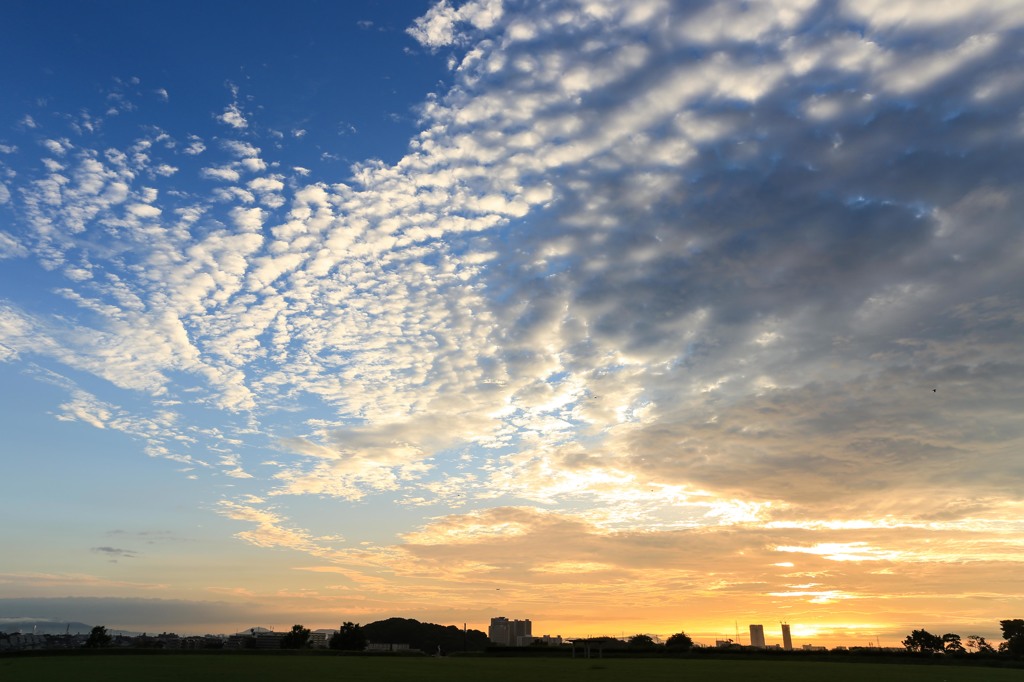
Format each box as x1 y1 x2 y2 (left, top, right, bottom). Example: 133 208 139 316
0 0 1022 643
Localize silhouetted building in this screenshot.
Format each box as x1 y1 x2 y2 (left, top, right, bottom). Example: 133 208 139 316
533 634 562 646
248 631 286 649
781 623 793 651
309 629 338 648
225 627 284 650
489 617 532 646
749 624 766 648
489 617 510 645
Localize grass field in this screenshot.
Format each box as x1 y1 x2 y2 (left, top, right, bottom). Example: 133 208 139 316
1 654 1022 682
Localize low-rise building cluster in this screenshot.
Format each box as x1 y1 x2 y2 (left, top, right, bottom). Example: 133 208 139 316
0 631 223 652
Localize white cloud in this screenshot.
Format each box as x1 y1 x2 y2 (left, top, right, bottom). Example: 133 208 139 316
879 32 999 94
42 139 68 156
0 231 26 257
222 140 259 158
407 0 504 48
183 136 206 155
217 103 248 129
126 202 162 218
408 1 462 48
231 206 265 233
239 157 266 173
200 165 241 182
681 0 815 43
57 391 112 430
248 177 284 193
842 0 1024 31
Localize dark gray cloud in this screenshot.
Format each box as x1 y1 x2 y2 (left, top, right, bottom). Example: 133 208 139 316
459 0 1024 517
0 597 260 633
91 546 138 559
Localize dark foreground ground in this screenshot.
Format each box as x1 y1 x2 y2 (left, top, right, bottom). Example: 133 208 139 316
2 654 1023 682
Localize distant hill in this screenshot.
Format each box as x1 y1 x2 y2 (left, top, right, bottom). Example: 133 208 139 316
362 618 489 654
233 626 274 636
0 620 93 635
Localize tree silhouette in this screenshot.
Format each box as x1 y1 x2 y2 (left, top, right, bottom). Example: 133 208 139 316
965 635 995 653
627 633 657 649
329 621 366 651
665 632 694 651
280 624 311 649
1000 619 1024 656
1001 620 1024 638
85 625 112 648
942 633 964 653
902 629 943 653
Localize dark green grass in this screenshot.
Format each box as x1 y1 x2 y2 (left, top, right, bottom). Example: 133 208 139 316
1 654 1021 682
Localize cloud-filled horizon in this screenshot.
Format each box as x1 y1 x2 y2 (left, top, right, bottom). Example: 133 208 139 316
1 0 1022 646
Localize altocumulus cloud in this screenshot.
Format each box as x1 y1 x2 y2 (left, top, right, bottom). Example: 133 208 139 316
0 0 1022 638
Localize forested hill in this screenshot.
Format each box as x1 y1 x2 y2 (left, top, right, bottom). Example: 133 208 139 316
363 618 489 654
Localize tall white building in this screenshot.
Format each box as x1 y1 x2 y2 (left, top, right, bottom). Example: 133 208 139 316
749 624 766 648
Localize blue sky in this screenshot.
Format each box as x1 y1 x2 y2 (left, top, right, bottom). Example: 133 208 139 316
1 0 1023 646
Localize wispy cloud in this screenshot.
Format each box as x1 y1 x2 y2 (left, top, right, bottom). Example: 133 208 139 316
92 546 139 560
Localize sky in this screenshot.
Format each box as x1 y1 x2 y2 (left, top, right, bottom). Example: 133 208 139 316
0 0 1022 648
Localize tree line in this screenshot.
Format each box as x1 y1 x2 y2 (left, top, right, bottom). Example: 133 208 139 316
274 623 697 653
902 619 1024 655
34 617 1024 657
